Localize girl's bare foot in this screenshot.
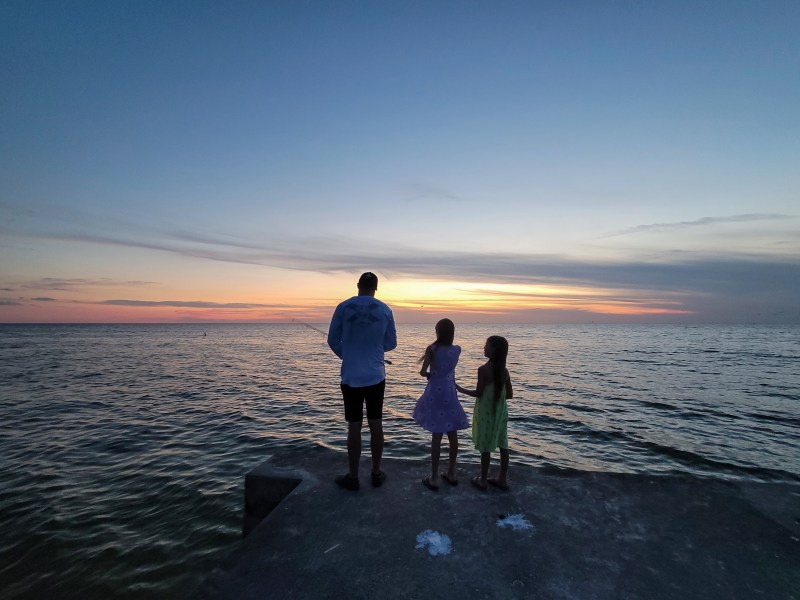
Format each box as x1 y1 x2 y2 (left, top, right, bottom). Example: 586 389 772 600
471 476 488 491
487 477 509 491
422 476 439 491
441 472 458 486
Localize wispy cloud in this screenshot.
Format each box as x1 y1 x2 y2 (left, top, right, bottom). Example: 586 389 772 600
607 213 796 237
3 201 799 322
101 300 294 309
19 278 156 291
372 253 800 296
400 183 476 203
0 299 23 306
11 219 800 300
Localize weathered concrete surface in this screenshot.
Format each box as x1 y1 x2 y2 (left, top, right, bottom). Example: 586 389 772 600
242 462 303 537
196 447 800 600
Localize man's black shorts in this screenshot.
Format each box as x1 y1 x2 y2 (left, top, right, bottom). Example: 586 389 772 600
341 380 385 422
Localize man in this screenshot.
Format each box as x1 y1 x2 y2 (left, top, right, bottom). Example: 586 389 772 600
327 272 397 491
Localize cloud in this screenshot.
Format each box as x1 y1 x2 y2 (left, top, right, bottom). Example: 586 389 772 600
368 252 800 295
6 199 795 276
20 217 793 297
3 201 798 322
400 183 476 203
20 278 156 291
32 297 56 302
608 213 796 237
101 300 294 309
374 254 800 322
14 219 799 302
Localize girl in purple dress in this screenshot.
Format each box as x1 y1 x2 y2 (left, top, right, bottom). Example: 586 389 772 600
412 318 470 491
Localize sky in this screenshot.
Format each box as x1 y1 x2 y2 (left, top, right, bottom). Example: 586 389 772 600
1 1 798 324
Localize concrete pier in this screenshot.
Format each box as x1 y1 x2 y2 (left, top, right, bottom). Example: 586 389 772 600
196 447 800 599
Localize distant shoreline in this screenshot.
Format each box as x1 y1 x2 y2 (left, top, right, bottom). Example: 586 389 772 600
2 321 798 326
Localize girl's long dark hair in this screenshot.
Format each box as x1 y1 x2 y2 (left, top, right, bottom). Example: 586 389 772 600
487 335 509 401
418 318 455 362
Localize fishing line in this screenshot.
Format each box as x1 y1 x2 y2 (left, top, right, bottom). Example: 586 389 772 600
290 318 328 338
289 317 393 365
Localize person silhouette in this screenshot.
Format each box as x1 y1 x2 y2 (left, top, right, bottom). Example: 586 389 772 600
327 272 397 491
456 335 514 491
412 318 469 490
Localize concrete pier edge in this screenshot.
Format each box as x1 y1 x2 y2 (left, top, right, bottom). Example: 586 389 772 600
197 447 800 599
243 462 308 537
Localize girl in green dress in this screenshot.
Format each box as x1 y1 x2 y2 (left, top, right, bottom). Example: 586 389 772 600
456 335 514 491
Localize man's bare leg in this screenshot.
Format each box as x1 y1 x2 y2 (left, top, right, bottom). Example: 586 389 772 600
367 418 383 474
347 420 362 478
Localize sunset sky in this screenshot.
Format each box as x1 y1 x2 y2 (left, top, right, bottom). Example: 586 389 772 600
2 1 798 324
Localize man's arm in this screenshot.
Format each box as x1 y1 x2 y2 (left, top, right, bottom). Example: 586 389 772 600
383 311 397 352
327 307 343 358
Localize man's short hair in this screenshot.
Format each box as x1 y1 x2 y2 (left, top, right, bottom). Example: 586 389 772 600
358 272 378 290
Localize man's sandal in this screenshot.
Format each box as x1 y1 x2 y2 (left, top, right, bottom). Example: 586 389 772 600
335 474 360 491
371 470 387 488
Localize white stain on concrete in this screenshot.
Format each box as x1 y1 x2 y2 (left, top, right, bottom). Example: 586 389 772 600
496 514 534 531
415 530 452 556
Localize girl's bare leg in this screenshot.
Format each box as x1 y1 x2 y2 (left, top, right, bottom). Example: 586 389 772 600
430 432 443 485
480 451 491 485
497 448 510 486
446 430 458 480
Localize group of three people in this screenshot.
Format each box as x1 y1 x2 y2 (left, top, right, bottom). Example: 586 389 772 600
327 272 513 492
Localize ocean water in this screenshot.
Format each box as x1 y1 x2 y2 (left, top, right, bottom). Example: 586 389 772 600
1 323 798 599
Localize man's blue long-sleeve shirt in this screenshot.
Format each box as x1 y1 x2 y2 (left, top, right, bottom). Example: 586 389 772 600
327 295 397 387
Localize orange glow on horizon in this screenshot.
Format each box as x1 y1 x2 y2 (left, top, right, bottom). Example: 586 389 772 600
383 281 692 317
0 279 694 323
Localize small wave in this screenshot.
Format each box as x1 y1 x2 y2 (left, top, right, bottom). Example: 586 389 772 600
617 357 663 365
512 412 579 429
513 413 636 446
736 350 800 361
678 409 721 421
746 412 800 429
101 439 144 454
559 402 606 414
538 463 582 476
169 390 208 401
638 400 677 411
637 400 738 423
640 441 798 481
757 390 800 402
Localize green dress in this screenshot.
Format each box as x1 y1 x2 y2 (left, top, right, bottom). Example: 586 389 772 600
472 382 508 452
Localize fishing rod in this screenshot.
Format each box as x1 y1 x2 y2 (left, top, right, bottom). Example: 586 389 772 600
291 318 328 338
290 317 393 365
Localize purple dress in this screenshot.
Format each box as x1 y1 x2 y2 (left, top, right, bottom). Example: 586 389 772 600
412 345 470 433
